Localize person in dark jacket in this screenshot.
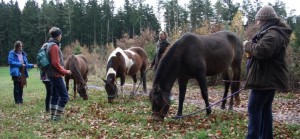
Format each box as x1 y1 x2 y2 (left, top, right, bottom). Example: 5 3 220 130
47 27 72 121
8 41 36 105
243 6 292 139
150 31 171 71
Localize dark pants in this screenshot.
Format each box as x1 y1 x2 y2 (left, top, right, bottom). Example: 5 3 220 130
246 89 275 139
43 81 52 112
50 77 69 108
13 81 23 104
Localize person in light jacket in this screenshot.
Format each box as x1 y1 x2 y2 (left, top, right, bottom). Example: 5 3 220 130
8 41 35 105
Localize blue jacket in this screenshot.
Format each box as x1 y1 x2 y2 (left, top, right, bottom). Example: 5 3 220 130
8 50 34 77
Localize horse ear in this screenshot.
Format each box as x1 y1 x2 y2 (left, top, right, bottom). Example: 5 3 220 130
102 78 107 83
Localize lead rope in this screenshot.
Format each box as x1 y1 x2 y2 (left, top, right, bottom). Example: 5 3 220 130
131 68 151 97
173 83 246 119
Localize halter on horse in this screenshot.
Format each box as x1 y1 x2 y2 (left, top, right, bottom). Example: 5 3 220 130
65 54 89 100
103 47 148 103
150 31 243 121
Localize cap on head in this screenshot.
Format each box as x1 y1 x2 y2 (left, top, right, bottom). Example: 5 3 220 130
49 27 62 38
255 6 278 21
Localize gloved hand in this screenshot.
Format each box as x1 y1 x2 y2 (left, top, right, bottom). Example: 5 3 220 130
243 40 251 58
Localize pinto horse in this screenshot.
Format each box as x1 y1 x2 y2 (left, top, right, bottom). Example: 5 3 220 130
65 54 89 100
150 31 243 121
102 47 148 103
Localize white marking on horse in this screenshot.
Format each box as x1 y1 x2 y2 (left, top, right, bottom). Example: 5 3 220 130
106 67 116 79
107 47 135 74
124 49 136 56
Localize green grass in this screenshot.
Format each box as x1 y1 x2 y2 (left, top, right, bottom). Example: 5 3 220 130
0 67 299 138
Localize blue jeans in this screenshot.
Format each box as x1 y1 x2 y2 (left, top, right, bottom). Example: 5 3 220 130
50 77 69 108
13 81 23 104
246 89 275 139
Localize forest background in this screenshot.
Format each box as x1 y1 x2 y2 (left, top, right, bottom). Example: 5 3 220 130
0 0 299 90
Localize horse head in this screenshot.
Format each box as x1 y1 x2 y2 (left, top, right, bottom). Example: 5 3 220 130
102 77 118 103
150 84 171 121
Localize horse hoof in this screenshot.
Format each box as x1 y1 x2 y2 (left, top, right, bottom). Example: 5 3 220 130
235 99 241 106
149 115 164 122
206 108 212 115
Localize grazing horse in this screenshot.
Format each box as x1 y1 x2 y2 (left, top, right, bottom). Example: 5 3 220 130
102 47 148 103
65 54 89 100
150 31 243 121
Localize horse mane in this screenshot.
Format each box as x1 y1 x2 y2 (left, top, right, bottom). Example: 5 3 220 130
154 39 180 86
69 55 85 85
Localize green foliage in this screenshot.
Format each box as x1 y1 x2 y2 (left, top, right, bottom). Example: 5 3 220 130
144 41 156 62
73 44 81 55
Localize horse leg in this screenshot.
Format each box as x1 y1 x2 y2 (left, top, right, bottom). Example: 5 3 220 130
196 74 211 115
73 79 76 99
141 69 147 93
120 76 125 98
65 77 69 92
131 74 137 96
231 66 241 109
175 77 188 118
221 70 230 109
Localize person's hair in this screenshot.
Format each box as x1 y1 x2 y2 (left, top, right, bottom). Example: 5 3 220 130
14 41 23 50
159 31 168 37
49 27 62 38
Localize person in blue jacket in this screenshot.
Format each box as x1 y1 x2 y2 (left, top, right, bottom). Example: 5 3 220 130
8 41 36 105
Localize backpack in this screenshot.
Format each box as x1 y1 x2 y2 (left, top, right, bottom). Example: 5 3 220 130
36 42 55 73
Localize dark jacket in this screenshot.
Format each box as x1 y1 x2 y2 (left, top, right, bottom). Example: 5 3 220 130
244 19 292 90
8 50 34 77
151 40 170 70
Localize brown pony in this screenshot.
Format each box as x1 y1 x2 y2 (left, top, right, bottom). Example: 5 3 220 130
102 47 148 103
150 31 243 121
65 54 89 100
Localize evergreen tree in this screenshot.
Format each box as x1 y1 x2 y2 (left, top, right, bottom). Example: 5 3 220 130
188 0 205 29
0 1 9 65
21 0 41 62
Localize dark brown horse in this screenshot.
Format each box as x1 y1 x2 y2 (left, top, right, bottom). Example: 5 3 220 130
150 31 243 121
102 47 148 103
65 54 89 100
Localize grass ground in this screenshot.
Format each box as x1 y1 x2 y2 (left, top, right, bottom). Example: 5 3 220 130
0 67 299 138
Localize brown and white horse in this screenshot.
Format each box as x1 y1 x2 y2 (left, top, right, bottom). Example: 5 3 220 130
103 47 148 103
65 54 89 100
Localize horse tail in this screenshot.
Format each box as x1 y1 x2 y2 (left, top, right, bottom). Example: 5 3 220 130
69 55 85 85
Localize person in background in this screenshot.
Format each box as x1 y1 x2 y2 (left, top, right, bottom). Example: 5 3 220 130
150 31 173 100
8 41 36 105
243 6 292 139
40 71 51 112
150 31 171 71
47 27 72 121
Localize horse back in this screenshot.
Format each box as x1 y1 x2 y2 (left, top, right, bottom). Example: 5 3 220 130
75 55 89 76
124 47 148 75
162 31 242 76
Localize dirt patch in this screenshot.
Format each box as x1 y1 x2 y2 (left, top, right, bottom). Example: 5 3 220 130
89 83 300 125
169 87 300 125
